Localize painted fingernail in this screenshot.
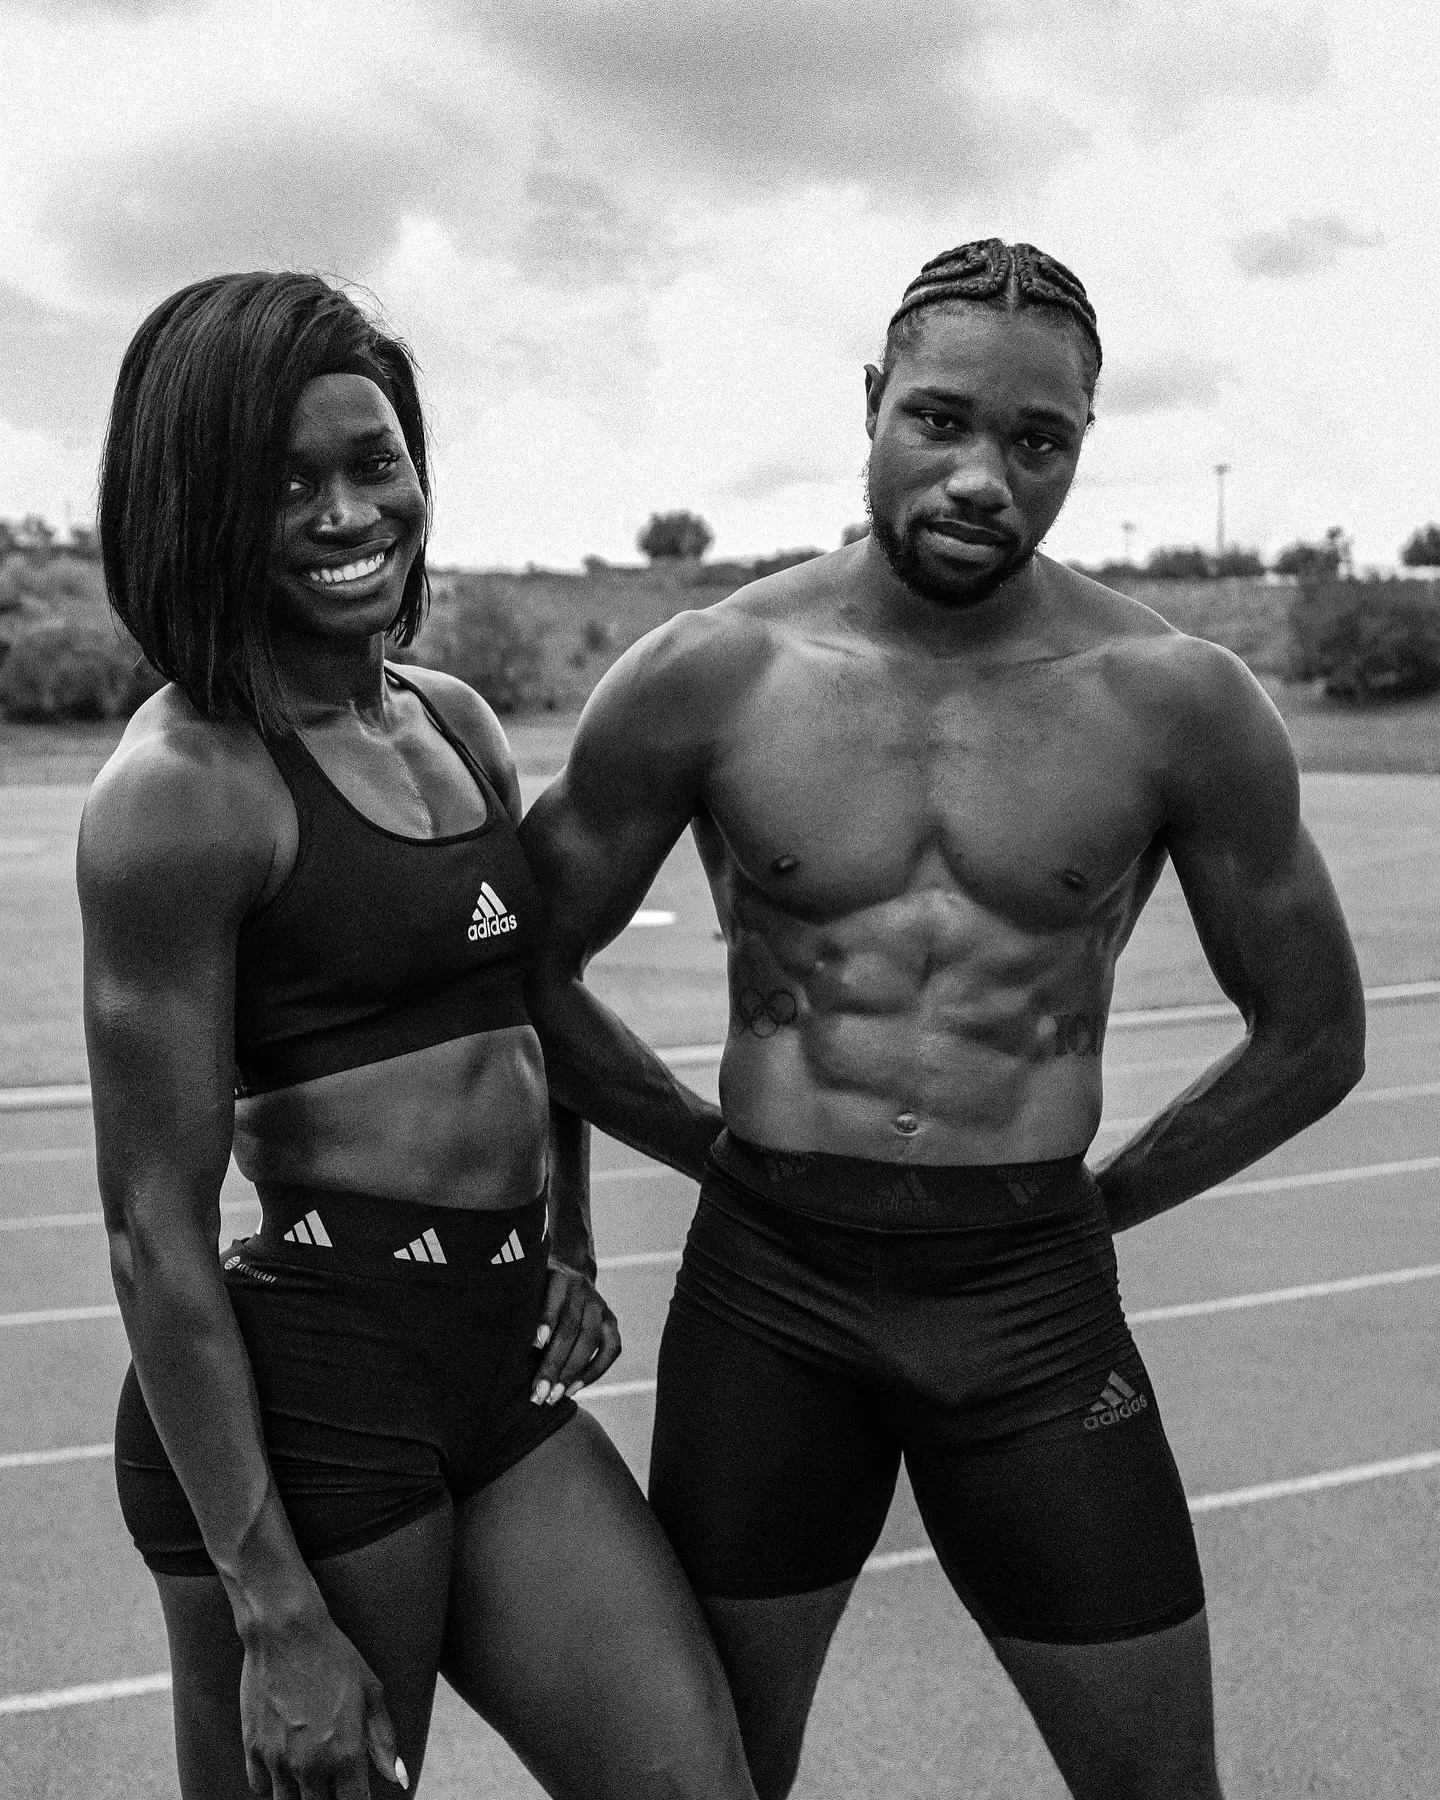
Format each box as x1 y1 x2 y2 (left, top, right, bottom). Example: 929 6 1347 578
395 1756 410 1791
531 1380 551 1405
565 1382 585 1399
547 1384 565 1404
534 1324 552 1348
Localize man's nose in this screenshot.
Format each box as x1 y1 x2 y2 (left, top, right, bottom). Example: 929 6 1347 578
941 441 1011 511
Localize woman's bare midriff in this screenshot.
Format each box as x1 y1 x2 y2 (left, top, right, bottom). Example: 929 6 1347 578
232 1024 550 1208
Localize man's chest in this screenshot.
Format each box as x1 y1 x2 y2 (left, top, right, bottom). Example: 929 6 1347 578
702 650 1166 926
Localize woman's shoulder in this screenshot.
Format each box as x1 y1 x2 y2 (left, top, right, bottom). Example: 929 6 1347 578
387 660 517 788
78 686 287 917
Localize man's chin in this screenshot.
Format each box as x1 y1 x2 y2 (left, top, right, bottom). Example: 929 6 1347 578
878 533 1034 609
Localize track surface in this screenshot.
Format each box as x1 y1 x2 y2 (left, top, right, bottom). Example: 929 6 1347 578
1 772 1437 1797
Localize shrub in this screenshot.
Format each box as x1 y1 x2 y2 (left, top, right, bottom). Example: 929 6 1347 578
1272 527 1352 579
637 510 714 561
0 552 107 615
1400 523 1440 569
0 617 160 721
1289 579 1440 704
1145 546 1213 580
397 575 551 713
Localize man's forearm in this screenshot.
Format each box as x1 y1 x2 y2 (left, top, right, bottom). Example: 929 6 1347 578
1094 1020 1363 1233
529 970 723 1182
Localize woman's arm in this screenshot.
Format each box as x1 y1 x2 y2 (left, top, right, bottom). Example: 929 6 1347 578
79 722 404 1794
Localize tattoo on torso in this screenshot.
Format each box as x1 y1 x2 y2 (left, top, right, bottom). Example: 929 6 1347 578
732 985 799 1038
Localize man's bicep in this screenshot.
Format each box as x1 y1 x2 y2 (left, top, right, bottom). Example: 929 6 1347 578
523 771 692 963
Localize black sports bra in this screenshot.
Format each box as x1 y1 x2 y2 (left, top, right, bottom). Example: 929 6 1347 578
233 669 541 1096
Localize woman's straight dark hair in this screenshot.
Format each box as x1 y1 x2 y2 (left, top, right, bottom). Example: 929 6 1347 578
98 272 431 736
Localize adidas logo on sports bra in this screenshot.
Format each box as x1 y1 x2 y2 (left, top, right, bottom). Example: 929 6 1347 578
469 881 517 941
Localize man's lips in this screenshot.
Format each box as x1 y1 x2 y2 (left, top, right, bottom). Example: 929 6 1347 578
923 519 1014 548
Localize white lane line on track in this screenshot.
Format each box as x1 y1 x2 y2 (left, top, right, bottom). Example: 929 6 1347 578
1211 1153 1440 1197
9 1446 1438 1717
0 1672 173 1716
861 1451 1440 1575
1128 1262 1440 1323
0 1442 113 1470
0 1303 119 1327
3 975 1437 1113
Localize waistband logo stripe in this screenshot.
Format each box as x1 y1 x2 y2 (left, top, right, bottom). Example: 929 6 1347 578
394 1228 447 1265
490 1228 525 1265
282 1210 332 1249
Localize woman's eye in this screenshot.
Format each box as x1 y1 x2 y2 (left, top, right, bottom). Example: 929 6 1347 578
360 454 401 479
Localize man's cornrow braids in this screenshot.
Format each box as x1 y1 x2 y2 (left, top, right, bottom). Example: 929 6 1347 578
887 238 1102 377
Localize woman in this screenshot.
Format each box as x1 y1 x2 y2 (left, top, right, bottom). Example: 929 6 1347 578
79 272 755 1799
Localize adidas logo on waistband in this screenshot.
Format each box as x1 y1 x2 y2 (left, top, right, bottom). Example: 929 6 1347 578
469 881 517 941
1084 1370 1149 1431
491 1229 525 1265
283 1210 332 1248
395 1228 447 1265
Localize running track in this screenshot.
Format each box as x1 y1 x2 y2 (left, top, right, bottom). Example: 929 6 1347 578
1 779 1437 1795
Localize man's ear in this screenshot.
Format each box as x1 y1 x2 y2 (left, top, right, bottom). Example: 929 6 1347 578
863 363 884 441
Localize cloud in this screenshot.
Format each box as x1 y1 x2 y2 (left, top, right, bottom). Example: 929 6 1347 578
1099 351 1231 416
477 0 1084 205
36 97 501 302
0 284 133 440
1230 212 1384 278
725 447 857 501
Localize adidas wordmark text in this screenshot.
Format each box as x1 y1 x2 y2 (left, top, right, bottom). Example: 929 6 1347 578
1084 1370 1148 1431
469 881 516 941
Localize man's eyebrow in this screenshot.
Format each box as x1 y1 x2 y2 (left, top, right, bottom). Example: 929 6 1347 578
1016 405 1084 433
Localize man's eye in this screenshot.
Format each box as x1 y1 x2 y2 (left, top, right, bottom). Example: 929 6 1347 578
1017 434 1060 455
282 476 310 499
918 411 960 433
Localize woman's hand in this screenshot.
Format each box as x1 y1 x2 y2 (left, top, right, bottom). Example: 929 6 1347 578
530 1263 622 1404
241 1601 408 1796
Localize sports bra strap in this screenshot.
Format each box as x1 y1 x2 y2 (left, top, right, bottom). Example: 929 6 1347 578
384 666 499 802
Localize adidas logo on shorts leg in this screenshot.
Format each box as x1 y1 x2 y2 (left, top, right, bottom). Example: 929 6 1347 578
394 1228 447 1265
469 882 517 941
1084 1370 1149 1430
491 1229 525 1265
282 1210 332 1248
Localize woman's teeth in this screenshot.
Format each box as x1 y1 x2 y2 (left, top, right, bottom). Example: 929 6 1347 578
306 549 388 586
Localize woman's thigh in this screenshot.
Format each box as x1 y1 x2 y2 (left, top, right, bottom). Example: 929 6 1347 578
441 1409 756 1800
156 1503 454 1798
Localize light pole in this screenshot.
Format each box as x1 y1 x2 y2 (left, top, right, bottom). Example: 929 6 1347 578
1122 521 1136 566
1213 464 1231 559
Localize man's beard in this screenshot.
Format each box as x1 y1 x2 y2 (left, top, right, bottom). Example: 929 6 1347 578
866 489 1033 609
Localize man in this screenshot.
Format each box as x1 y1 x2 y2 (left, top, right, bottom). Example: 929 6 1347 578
521 239 1365 1800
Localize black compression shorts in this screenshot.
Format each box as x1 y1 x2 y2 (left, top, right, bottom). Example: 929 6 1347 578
115 1186 575 1577
648 1132 1204 1645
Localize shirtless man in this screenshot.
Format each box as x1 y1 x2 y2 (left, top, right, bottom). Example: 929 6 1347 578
520 240 1365 1799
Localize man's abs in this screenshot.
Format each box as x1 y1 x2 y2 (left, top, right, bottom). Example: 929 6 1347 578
713 892 1119 1164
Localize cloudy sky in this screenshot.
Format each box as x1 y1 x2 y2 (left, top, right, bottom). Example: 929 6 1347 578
0 0 1434 570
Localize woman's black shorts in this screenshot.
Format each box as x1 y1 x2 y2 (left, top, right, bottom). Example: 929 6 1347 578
648 1132 1205 1645
115 1185 576 1577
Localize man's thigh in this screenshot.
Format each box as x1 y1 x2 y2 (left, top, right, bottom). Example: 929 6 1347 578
993 1611 1222 1800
